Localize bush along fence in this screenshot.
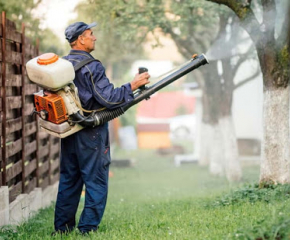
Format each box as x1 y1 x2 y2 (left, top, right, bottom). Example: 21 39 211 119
0 11 60 226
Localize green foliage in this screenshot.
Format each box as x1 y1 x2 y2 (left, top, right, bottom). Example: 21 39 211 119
0 206 55 240
273 45 290 86
0 226 18 240
0 0 40 24
108 0 224 57
77 0 229 59
0 0 42 40
208 183 290 207
74 1 145 67
0 0 65 55
232 205 290 240
38 28 66 55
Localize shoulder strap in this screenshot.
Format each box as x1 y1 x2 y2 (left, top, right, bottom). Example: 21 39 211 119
73 58 99 72
65 56 104 114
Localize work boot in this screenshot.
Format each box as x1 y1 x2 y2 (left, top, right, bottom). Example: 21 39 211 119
51 230 71 236
79 227 98 236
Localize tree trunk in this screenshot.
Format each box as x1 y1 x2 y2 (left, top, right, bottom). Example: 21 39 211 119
206 0 290 185
260 86 290 184
220 115 242 181
200 62 224 173
199 122 211 166
209 122 224 176
256 32 290 184
220 59 242 182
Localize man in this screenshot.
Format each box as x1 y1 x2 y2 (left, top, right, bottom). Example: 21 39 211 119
53 21 150 235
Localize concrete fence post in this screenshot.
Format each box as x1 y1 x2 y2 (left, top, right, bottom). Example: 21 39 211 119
0 186 9 226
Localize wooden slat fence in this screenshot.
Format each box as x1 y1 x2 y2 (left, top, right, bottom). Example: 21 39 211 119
0 12 60 203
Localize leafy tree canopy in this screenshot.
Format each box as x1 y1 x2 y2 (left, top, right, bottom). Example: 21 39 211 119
0 0 41 39
80 0 229 58
74 0 145 69
0 0 65 54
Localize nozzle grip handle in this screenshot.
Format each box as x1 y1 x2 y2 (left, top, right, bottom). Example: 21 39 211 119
138 67 148 74
138 67 148 91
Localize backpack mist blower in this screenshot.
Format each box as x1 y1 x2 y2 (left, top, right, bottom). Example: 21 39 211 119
26 53 208 138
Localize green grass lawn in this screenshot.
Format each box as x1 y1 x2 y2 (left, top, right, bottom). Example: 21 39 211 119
1 146 290 240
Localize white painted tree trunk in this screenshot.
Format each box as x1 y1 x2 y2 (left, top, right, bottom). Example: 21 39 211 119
220 116 242 182
199 122 211 166
193 96 202 161
260 87 290 184
209 123 224 176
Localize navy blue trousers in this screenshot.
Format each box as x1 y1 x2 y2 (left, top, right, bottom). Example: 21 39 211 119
54 123 110 233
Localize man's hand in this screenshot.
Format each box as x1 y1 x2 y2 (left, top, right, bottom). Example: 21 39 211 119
130 72 150 91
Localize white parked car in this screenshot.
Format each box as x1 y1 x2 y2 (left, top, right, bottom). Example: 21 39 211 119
169 114 196 139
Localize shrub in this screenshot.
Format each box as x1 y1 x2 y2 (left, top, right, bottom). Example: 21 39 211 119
232 210 290 240
207 183 290 207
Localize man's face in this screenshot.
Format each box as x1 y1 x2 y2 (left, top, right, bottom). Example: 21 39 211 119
80 29 96 52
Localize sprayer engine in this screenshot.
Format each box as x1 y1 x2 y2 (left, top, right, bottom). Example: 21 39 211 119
26 52 209 138
34 90 68 124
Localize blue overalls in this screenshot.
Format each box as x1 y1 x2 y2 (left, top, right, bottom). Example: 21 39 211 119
54 50 134 233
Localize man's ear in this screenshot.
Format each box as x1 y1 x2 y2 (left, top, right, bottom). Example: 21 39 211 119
79 35 85 45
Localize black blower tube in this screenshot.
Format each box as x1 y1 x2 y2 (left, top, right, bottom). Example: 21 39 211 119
71 54 209 128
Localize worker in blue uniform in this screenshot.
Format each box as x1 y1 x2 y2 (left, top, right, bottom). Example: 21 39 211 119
53 21 150 235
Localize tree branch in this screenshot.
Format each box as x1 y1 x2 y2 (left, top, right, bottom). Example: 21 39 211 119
206 0 262 44
234 64 260 90
261 0 275 45
165 26 202 57
286 3 290 56
233 44 256 73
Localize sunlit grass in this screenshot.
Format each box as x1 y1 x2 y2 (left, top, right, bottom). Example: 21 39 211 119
1 146 290 239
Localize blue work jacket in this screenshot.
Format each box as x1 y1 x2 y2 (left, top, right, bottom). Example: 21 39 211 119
64 50 134 111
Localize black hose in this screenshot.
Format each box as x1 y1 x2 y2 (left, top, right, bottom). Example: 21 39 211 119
94 107 125 125
70 112 99 128
70 107 125 127
73 54 208 128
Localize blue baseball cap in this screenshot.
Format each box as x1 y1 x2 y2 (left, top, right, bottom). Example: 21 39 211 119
65 22 97 43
